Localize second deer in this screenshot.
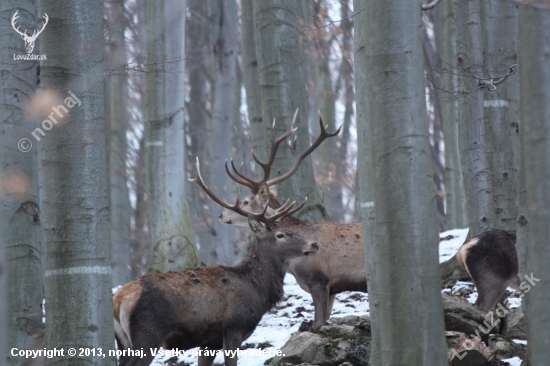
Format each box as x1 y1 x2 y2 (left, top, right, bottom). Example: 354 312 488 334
216 112 366 332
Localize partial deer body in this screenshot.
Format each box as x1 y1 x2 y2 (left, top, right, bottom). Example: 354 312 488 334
114 215 318 366
456 229 519 311
213 112 366 331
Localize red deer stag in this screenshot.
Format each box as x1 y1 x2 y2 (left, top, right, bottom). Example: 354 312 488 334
217 113 366 332
456 229 519 311
113 169 318 366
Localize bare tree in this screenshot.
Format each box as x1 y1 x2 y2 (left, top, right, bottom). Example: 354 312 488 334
357 0 447 364
253 0 328 222
204 0 239 265
482 0 518 231
39 0 115 363
241 0 265 167
106 0 132 287
435 0 469 229
518 3 550 362
145 0 200 272
454 0 495 236
1 1 43 363
353 1 380 362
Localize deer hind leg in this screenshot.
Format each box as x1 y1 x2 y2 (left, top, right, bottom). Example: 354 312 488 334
473 271 511 312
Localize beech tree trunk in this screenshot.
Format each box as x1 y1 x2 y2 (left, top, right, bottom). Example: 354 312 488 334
253 0 328 222
454 0 495 236
482 0 518 231
353 2 380 362
518 4 550 362
1 1 43 363
145 0 200 272
436 0 469 229
39 0 115 363
106 0 132 287
359 0 447 364
205 0 239 265
241 0 265 168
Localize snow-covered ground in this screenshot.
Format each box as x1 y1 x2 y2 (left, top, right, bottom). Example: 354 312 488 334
118 228 523 365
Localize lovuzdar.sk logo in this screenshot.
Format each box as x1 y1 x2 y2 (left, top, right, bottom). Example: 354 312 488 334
11 10 48 61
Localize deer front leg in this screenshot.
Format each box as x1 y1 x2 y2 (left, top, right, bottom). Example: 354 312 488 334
223 331 244 366
197 346 216 366
300 281 331 332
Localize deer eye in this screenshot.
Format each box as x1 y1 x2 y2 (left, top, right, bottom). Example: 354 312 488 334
276 234 285 239
243 200 249 206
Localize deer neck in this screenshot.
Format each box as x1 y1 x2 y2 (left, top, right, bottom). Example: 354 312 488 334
237 239 287 310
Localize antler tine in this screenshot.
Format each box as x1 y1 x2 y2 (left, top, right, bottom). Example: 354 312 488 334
225 159 253 189
262 197 308 228
222 109 299 194
189 158 236 210
257 109 299 181
266 114 341 187
191 157 279 220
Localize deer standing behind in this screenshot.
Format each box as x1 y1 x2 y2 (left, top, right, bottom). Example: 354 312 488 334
113 181 319 366
456 229 519 311
216 113 367 332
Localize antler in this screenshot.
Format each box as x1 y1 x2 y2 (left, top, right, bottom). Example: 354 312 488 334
225 108 299 194
11 11 27 38
190 158 306 229
227 109 341 193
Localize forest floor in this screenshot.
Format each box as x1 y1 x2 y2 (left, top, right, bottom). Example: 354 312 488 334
145 228 524 366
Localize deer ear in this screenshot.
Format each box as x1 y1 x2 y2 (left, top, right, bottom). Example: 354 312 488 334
248 216 265 234
258 183 270 202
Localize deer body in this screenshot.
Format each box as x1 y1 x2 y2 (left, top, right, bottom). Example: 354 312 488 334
456 229 519 311
114 219 318 366
221 192 366 331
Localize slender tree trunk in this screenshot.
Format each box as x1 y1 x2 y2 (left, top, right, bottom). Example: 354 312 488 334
361 0 447 364
1 1 43 363
106 0 132 287
482 0 518 231
253 0 328 222
436 0 469 229
241 0 265 167
146 0 200 272
186 0 215 265
333 0 355 223
454 0 494 236
518 5 550 363
39 0 115 363
353 2 380 362
423 19 448 231
205 0 238 265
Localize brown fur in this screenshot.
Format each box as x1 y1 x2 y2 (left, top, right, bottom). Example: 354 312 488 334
457 229 518 311
113 220 318 366
220 191 366 332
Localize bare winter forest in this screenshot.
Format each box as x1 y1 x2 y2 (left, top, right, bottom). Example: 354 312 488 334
1 0 549 365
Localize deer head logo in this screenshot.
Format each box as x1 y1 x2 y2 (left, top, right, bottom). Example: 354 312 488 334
11 11 49 54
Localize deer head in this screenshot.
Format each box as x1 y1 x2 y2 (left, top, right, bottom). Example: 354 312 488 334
219 109 341 226
12 11 49 54
189 157 307 230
